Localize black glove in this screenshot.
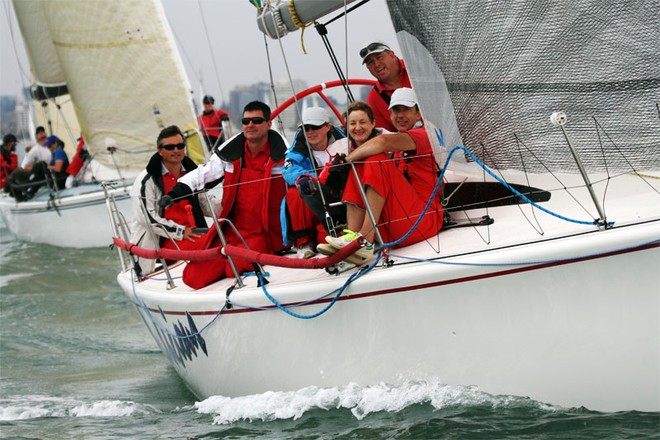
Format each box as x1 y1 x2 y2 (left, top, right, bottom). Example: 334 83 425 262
220 114 230 122
159 182 193 210
296 175 317 196
328 153 349 174
158 195 174 210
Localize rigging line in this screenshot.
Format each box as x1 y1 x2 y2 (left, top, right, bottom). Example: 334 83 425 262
315 24 355 103
512 135 544 234
476 143 493 243
168 24 202 86
592 117 660 195
593 117 613 219
448 141 612 227
197 0 225 104
384 140 611 250
262 5 335 214
516 133 597 220
322 0 371 26
261 33 285 133
499 136 544 236
342 0 353 119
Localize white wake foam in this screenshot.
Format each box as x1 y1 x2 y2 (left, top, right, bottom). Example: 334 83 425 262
0 395 157 421
195 380 555 425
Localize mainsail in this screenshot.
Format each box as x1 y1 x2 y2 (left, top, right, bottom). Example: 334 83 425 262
386 0 660 172
12 0 205 171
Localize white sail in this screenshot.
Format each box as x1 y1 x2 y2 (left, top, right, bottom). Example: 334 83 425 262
12 0 205 171
11 0 66 88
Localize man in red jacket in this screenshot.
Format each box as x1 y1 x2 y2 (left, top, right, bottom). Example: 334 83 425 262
0 134 18 189
197 95 231 152
360 41 412 132
162 101 288 289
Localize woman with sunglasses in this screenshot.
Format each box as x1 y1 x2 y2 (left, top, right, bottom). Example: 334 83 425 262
129 125 219 277
281 107 347 259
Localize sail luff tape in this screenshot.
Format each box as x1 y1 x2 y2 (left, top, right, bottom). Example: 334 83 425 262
288 0 308 54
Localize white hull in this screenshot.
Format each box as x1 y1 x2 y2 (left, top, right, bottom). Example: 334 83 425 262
116 171 660 412
0 184 132 248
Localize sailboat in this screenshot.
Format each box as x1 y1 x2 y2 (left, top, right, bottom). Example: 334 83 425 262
109 0 659 411
0 0 204 248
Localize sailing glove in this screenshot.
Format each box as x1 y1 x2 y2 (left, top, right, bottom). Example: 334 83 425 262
159 182 193 210
296 175 317 196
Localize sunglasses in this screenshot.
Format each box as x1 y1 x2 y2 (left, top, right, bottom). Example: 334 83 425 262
159 143 186 151
303 124 325 132
241 117 267 125
359 42 389 59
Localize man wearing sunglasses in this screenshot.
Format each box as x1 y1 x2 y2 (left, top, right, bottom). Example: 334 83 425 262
281 107 347 259
160 101 289 289
129 125 218 276
360 41 412 133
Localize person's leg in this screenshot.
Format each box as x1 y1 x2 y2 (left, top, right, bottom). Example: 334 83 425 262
285 187 318 249
181 230 228 289
357 187 385 243
301 184 346 235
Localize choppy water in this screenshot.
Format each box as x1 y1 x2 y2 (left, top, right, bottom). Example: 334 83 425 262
0 222 658 439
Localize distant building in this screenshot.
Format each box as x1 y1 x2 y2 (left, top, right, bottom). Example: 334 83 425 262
0 96 18 135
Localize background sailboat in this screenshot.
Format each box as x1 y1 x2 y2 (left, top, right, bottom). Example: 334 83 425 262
0 0 205 248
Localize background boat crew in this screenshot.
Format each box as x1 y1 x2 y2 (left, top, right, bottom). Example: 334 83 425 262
21 126 50 172
281 107 347 259
197 95 231 152
360 41 412 132
45 135 70 190
322 87 444 260
129 125 219 276
161 101 289 289
0 133 18 190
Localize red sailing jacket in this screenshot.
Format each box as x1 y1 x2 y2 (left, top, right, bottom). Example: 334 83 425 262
198 109 230 138
366 59 412 132
215 130 288 253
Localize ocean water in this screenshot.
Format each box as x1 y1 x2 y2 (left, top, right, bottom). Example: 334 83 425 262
0 223 658 439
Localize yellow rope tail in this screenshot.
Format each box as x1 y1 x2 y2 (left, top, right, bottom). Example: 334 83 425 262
248 0 262 12
288 0 309 54
631 172 660 180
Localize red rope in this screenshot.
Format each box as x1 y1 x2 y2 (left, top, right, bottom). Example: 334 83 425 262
113 237 224 261
113 237 365 268
223 239 363 268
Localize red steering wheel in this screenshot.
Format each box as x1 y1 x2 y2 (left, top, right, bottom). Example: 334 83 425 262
270 79 377 126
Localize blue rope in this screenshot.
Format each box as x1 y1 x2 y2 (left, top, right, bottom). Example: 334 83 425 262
382 132 613 249
435 131 614 227
254 253 382 319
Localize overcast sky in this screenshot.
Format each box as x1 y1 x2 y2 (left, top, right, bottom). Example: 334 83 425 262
0 0 399 105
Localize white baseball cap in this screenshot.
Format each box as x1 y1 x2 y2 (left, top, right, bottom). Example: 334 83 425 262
360 41 391 64
388 87 418 109
302 107 330 126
